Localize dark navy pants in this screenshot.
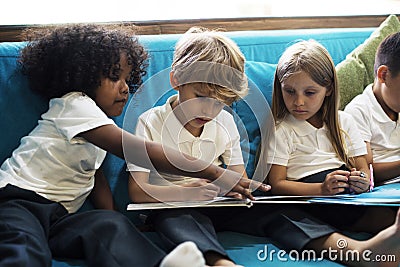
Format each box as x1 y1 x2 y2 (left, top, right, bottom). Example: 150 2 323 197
148 167 369 255
149 205 337 256
0 184 166 267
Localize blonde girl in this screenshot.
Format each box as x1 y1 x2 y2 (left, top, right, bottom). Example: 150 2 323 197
262 40 400 266
269 39 371 195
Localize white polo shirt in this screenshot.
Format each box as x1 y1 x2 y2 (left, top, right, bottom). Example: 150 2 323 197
344 84 400 163
266 111 367 181
127 95 244 185
0 92 115 213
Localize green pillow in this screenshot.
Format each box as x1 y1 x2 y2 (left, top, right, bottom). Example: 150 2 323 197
337 14 400 109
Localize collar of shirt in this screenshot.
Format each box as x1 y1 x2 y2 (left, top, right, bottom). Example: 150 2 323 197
286 114 327 137
161 95 217 144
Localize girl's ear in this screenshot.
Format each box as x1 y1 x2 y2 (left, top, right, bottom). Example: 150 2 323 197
170 71 179 91
325 87 333 97
376 65 388 83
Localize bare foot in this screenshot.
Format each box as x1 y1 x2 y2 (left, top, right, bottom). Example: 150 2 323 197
356 208 400 267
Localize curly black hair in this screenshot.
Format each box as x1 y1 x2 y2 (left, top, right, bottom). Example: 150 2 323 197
19 23 148 100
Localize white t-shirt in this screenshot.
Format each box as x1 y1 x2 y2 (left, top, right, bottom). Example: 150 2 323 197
266 111 367 180
0 92 115 213
127 95 244 185
344 84 400 163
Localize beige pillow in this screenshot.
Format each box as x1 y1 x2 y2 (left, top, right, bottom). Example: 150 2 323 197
337 14 400 109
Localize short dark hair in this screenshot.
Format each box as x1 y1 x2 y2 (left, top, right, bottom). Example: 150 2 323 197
374 31 400 77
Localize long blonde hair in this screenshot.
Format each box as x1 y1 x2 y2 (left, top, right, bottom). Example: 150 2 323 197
272 40 353 168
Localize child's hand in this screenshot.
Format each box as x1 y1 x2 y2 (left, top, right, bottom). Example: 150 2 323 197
211 169 271 200
224 191 245 199
233 179 271 200
321 170 349 195
348 168 370 193
181 179 221 201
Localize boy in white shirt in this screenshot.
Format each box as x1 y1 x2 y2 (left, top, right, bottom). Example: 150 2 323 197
344 32 400 184
127 27 251 266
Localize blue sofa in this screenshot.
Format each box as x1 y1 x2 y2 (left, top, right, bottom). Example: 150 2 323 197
0 26 384 267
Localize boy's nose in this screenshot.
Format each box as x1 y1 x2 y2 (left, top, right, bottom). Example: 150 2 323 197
202 100 222 116
202 104 213 116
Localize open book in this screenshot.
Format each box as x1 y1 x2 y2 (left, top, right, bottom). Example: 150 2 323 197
127 196 253 211
127 183 400 211
309 182 400 206
126 194 327 211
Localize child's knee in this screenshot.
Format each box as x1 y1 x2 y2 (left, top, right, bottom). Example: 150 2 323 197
89 210 133 233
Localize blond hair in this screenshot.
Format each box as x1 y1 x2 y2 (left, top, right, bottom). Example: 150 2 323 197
171 26 248 104
272 40 353 168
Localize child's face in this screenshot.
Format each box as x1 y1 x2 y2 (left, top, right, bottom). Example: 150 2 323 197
95 55 132 117
281 71 331 127
382 70 400 113
173 83 226 134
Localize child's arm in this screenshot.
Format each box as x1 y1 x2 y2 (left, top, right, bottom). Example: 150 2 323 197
365 142 400 182
227 165 249 179
268 164 350 196
79 124 268 200
268 164 323 195
372 160 400 182
128 171 220 203
90 168 116 210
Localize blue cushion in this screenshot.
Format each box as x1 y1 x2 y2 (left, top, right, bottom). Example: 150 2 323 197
218 232 344 266
52 259 85 267
138 28 375 80
0 42 48 164
226 28 375 65
235 61 276 178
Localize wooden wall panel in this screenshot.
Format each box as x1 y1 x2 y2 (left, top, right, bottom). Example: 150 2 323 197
1 15 398 42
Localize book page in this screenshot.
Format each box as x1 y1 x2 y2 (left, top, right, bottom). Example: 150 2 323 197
127 197 252 211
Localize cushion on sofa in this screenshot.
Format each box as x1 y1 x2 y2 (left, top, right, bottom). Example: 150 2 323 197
0 42 48 164
236 61 276 179
336 14 400 109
